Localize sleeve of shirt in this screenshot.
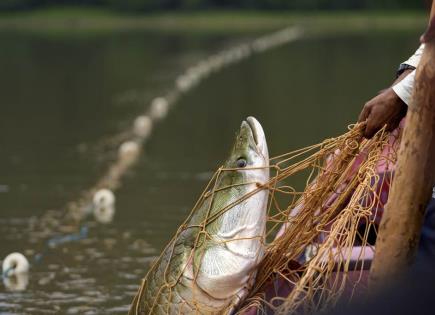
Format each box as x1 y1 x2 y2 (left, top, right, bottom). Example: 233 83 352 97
392 70 416 106
392 44 425 106
401 44 425 68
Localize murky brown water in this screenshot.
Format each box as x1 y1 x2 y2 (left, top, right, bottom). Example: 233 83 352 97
0 27 422 314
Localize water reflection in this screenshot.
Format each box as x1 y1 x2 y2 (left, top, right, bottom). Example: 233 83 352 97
3 273 29 292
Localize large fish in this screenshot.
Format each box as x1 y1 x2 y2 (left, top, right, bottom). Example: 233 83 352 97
129 117 270 315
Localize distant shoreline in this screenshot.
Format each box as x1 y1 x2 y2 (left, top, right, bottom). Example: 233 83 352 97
0 7 426 34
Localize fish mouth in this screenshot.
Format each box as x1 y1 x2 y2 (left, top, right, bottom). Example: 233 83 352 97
245 116 269 161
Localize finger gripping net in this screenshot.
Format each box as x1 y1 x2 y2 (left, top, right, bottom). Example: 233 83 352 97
130 123 401 315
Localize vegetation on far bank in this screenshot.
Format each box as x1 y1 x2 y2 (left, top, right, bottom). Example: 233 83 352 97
0 0 427 12
0 7 427 35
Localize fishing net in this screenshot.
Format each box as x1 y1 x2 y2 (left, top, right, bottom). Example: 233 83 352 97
130 122 402 315
238 122 401 315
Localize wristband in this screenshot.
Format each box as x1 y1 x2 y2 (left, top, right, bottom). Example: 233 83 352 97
396 64 416 78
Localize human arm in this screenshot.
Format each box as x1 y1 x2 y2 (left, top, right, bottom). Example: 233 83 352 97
358 44 425 138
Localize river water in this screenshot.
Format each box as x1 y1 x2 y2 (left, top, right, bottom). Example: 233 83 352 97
0 27 422 314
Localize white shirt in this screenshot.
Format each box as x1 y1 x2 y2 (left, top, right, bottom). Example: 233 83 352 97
392 44 425 106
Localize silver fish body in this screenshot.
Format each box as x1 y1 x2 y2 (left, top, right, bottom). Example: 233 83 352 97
129 117 269 315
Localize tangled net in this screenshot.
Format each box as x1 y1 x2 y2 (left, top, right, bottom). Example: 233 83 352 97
239 122 401 314
131 122 402 315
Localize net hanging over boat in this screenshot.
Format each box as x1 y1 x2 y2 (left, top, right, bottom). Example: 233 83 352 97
129 122 402 315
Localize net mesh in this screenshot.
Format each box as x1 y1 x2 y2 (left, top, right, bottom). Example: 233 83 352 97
130 123 402 315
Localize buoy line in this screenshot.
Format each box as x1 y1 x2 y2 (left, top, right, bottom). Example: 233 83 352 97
1 26 303 291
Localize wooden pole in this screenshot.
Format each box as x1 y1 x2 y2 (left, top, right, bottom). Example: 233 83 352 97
369 1 435 287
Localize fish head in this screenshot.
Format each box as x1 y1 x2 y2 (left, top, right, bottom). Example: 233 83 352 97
214 116 269 244
224 116 269 180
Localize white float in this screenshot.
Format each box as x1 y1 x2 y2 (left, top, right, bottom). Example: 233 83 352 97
196 61 210 78
133 115 153 138
93 189 115 209
186 68 200 85
118 141 140 161
2 253 30 291
3 273 29 291
93 189 116 224
176 75 192 93
149 97 169 120
93 205 115 224
2 252 29 276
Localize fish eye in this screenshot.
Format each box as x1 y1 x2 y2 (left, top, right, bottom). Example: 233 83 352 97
236 158 247 168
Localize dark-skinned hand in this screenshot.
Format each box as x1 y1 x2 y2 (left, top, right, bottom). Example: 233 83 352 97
358 69 413 139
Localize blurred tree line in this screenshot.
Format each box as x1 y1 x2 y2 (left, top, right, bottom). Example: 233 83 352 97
0 0 428 11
